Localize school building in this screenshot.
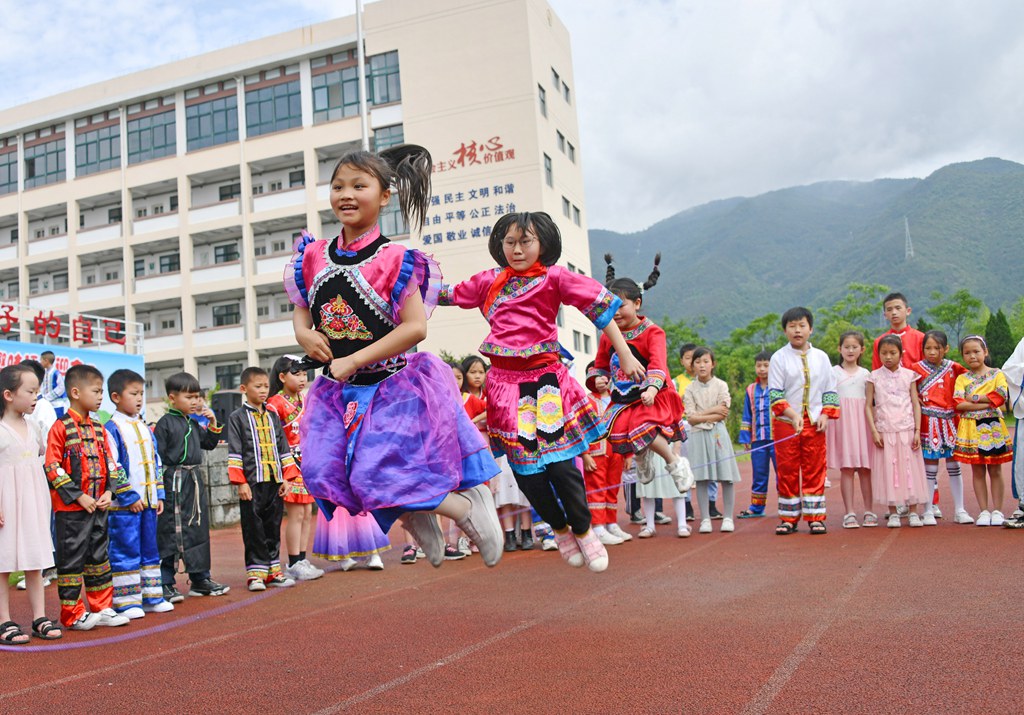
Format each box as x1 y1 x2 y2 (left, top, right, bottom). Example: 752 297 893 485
0 0 595 413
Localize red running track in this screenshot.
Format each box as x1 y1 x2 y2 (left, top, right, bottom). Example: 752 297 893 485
2 462 1021 713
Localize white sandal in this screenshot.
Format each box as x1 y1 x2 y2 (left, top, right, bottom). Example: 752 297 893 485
842 512 860 529
637 526 656 538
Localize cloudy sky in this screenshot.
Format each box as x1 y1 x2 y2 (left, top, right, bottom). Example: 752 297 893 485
2 0 1022 232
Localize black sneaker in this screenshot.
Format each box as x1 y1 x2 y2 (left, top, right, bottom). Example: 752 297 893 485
401 544 418 564
708 504 724 520
188 578 230 597
444 544 466 560
1004 516 1024 530
629 511 645 524
654 511 672 525
520 531 535 551
163 584 185 604
685 501 695 522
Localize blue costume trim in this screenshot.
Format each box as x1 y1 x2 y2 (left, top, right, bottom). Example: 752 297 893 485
293 231 316 305
390 249 418 314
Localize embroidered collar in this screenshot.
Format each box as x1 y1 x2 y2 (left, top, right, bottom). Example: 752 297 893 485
334 224 381 258
620 317 651 341
243 402 267 414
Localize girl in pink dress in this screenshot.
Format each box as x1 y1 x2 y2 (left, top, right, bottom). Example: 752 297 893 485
826 331 875 528
0 364 61 643
865 335 928 527
439 211 644 573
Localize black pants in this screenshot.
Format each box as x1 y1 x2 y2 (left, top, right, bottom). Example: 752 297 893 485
239 482 284 580
513 459 592 535
54 510 112 625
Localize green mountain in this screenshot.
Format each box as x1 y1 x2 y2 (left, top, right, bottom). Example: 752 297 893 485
590 158 1024 340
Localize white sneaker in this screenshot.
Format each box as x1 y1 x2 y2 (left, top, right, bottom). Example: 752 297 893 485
338 558 358 572
976 510 992 526
96 608 130 627
1011 506 1024 519
597 529 624 546
290 560 323 581
303 559 325 579
887 513 901 528
248 578 267 591
607 523 632 542
366 554 384 570
634 449 656 484
908 512 924 527
541 537 558 551
720 517 735 533
669 457 696 493
121 606 146 620
922 512 937 526
932 505 943 519
143 600 174 613
457 536 472 556
698 518 712 534
954 510 975 524
677 524 691 538
991 510 1005 526
70 612 102 631
15 576 26 590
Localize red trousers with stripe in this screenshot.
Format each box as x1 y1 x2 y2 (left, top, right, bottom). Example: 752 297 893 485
773 416 827 523
583 453 624 526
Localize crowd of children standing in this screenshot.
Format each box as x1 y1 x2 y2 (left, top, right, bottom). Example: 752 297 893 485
1 139 1021 644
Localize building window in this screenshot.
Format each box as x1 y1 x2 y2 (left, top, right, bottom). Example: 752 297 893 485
0 151 16 195
76 124 120 176
572 205 581 226
218 183 241 201
312 66 361 124
29 278 39 294
556 306 563 328
169 195 178 211
373 125 404 152
562 197 570 217
53 273 68 291
269 180 282 192
8 228 17 245
543 154 553 187
271 240 286 253
252 184 264 196
34 228 44 239
50 225 60 236
278 301 294 314
380 199 408 237
254 244 267 256
256 304 269 317
134 259 145 277
368 51 401 105
538 85 547 118
215 363 243 388
159 253 180 273
583 334 591 354
557 131 565 153
136 208 148 219
572 329 581 352
212 304 241 327
567 143 576 163
84 272 96 285
24 138 65 188
288 169 305 188
185 96 239 151
153 204 164 215
551 67 560 88
79 214 86 228
562 82 570 103
161 318 178 332
214 243 239 264
244 80 302 137
104 268 119 282
108 207 122 223
127 110 176 165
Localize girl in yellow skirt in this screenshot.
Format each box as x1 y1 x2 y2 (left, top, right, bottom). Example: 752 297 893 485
953 335 1014 526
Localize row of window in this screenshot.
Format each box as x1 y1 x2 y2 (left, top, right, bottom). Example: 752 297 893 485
561 196 582 226
2 51 402 192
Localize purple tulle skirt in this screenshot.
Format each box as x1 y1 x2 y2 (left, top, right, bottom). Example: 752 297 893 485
312 508 390 561
301 351 500 532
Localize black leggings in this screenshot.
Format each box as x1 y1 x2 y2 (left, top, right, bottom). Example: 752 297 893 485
513 459 592 535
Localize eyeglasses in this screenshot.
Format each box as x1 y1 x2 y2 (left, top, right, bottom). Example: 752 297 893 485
502 237 537 250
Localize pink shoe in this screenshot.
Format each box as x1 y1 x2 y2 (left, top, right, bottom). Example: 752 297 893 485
575 529 609 573
554 530 585 567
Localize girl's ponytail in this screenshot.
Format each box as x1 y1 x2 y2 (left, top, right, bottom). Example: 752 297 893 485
379 144 433 230
604 253 616 285
643 253 661 291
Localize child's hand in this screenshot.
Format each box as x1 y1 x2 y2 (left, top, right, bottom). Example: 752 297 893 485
76 494 98 513
96 491 113 510
711 405 730 419
298 327 333 364
0 508 4 527
330 356 359 382
129 500 145 514
815 414 830 432
156 500 164 515
582 454 597 472
640 386 658 406
872 430 883 449
200 406 217 425
278 482 288 498
238 483 253 501
790 412 804 435
617 353 646 383
911 433 921 451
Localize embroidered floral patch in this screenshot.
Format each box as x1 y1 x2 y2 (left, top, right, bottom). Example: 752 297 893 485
319 296 372 340
343 401 359 428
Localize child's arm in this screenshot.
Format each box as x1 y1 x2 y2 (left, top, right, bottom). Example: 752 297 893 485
44 421 94 511
151 430 165 514
909 380 922 450
104 424 143 513
603 322 645 383
864 382 883 448
815 356 840 432
768 355 802 433
437 271 492 311
738 389 753 447
328 286 429 382
294 306 333 364
225 412 252 501
276 413 300 483
197 412 223 450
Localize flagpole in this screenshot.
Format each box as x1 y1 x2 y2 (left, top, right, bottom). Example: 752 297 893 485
356 0 370 151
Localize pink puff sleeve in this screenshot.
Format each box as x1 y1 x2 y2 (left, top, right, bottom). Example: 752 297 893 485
437 269 499 311
283 231 319 308
551 266 621 329
390 248 444 321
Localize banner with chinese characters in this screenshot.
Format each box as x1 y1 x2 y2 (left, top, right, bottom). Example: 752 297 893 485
0 303 144 355
422 135 517 247
0 340 146 419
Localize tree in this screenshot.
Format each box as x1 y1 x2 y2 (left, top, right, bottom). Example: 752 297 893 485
727 313 782 352
818 283 890 331
916 316 934 332
928 289 984 347
985 309 1015 367
1007 297 1024 340
660 315 706 376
